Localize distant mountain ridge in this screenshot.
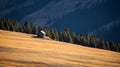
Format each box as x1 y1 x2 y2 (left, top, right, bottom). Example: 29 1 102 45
0 0 120 42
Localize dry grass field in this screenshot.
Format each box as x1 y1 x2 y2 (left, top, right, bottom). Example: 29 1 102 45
0 30 120 67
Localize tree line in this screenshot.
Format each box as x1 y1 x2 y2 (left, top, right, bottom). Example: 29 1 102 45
0 17 120 52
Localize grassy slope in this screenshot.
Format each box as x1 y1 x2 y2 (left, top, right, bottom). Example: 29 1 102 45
0 30 120 67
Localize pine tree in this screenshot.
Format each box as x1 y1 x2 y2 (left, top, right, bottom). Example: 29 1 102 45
53 28 59 40
0 18 13 31
50 28 57 40
92 37 97 48
59 32 63 41
116 43 120 52
86 34 90 46
19 26 23 32
0 20 5 30
71 32 76 43
13 21 19 32
30 23 37 34
23 21 31 33
43 27 51 38
10 23 15 31
0 18 6 30
33 26 37 34
105 41 110 50
38 25 43 32
63 28 73 43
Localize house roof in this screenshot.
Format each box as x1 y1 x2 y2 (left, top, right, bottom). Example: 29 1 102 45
40 30 46 34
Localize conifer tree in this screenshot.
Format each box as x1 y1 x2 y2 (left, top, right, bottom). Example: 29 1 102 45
13 21 19 32
50 28 57 40
23 21 31 33
19 26 23 32
10 23 15 31
0 20 5 30
30 23 37 34
38 25 43 32
71 32 76 43
63 28 73 43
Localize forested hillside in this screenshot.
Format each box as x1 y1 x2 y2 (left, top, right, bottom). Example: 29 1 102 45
0 17 120 52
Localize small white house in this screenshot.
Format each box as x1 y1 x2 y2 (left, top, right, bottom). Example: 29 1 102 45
37 30 46 38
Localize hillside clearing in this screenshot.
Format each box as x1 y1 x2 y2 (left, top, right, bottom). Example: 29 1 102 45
0 30 120 67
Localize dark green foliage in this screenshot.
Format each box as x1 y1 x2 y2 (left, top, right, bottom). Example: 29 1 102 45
59 32 64 41
30 23 37 34
38 25 43 32
63 28 73 43
19 26 23 32
49 28 59 40
23 21 31 33
0 18 10 30
0 17 120 52
58 28 72 43
13 21 19 32
0 20 5 30
43 27 51 37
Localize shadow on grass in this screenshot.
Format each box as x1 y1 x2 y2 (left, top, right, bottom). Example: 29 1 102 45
0 46 17 52
32 35 39 38
32 36 44 39
0 59 50 67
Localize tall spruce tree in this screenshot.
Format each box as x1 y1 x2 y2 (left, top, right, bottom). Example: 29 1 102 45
63 28 73 43
38 25 43 32
23 21 31 33
30 23 37 34
13 21 19 32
